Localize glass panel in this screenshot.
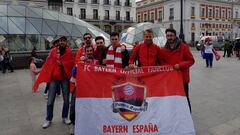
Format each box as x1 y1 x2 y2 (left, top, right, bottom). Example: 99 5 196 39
43 10 58 20
57 23 70 36
26 7 42 18
71 25 83 37
26 19 40 34
59 13 72 23
76 25 87 36
42 35 56 50
68 37 78 49
9 17 25 33
0 17 8 33
61 22 72 35
8 18 24 34
0 28 7 34
8 5 25 16
7 34 26 51
28 18 42 34
42 20 56 35
26 35 41 50
45 19 58 34
0 5 7 16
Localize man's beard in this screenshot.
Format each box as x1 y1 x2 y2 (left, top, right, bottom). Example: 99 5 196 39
86 41 91 46
167 39 176 44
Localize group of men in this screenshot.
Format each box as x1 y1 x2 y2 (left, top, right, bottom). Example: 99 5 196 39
35 28 195 135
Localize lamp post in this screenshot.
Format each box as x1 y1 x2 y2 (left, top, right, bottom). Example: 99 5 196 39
179 0 185 42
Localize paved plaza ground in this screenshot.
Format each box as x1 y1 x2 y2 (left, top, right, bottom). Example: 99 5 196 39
0 50 240 135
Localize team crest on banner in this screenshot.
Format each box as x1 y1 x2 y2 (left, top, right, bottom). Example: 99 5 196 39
112 82 148 121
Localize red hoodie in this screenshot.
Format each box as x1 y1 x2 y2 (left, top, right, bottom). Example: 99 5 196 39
160 42 195 83
129 42 161 66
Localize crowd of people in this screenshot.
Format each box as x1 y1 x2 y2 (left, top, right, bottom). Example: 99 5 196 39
30 28 195 135
0 46 14 73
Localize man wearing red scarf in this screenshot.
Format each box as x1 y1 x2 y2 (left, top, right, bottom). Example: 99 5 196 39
34 36 74 129
105 32 129 68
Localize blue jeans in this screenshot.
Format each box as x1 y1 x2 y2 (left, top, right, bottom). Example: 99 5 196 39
205 53 213 67
46 79 70 121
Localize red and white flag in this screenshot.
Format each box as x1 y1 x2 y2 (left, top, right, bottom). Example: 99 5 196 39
76 65 195 135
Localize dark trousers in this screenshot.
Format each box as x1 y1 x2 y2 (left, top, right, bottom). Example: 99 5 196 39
205 53 213 68
70 90 76 125
2 61 13 73
184 83 191 113
44 82 61 95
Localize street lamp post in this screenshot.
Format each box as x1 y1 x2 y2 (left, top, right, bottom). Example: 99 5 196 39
179 0 185 42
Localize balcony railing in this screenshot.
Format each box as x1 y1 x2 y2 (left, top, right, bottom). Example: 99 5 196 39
103 0 110 5
80 15 101 20
125 2 132 7
125 17 133 22
91 0 99 4
114 1 121 6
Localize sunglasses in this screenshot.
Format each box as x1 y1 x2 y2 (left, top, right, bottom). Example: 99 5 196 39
84 37 91 40
96 42 103 44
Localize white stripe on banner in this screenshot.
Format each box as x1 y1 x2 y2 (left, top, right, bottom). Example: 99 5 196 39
75 96 195 135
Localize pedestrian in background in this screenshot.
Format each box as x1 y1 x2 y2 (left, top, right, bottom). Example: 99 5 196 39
29 57 39 91
204 38 213 67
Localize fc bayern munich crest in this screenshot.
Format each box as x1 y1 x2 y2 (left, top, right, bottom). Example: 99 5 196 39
112 82 148 121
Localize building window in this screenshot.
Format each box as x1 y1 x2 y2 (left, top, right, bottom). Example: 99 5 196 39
144 14 147 22
215 10 219 18
150 12 154 23
104 10 109 20
191 7 195 16
169 8 174 20
92 0 99 4
116 11 120 20
104 0 110 5
126 11 130 21
228 10 231 18
93 9 98 19
235 11 238 18
114 0 121 6
80 8 86 19
201 8 205 17
125 0 131 7
209 9 212 18
137 15 141 22
67 7 73 16
158 10 163 22
79 0 86 3
222 10 225 18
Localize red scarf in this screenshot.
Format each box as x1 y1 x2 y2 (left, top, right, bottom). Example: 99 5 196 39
106 45 122 68
33 47 74 92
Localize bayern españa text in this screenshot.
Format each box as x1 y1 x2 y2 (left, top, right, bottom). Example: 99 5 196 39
102 123 159 134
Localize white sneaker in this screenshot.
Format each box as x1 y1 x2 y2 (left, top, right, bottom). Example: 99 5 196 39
63 118 71 125
69 124 75 135
42 120 51 129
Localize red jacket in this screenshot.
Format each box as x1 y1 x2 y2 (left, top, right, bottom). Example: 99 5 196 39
33 47 75 91
129 42 161 66
160 42 195 83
